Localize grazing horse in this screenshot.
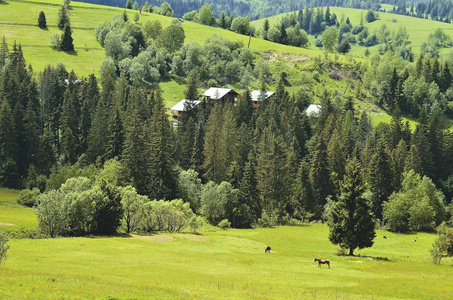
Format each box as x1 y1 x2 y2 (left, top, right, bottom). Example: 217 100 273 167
314 258 330 269
265 246 271 253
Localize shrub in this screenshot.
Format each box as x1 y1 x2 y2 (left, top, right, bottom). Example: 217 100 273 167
218 219 231 230
0 231 9 265
17 188 41 207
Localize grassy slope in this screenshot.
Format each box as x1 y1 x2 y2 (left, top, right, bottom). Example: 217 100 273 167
0 0 436 127
1 189 452 299
251 7 453 56
0 188 37 231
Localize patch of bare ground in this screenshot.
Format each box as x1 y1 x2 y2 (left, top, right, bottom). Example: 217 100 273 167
0 222 15 226
259 50 310 66
128 234 174 242
177 234 210 242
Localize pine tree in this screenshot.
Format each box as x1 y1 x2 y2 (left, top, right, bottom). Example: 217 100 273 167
86 98 108 164
121 105 151 195
36 131 55 176
149 88 177 200
390 139 407 191
237 88 253 126
309 133 333 216
38 11 47 29
219 11 226 29
60 24 74 51
57 6 70 30
79 74 100 153
439 62 452 93
328 157 376 256
263 18 270 39
190 120 205 175
279 22 287 44
0 36 8 69
240 150 260 221
368 139 393 220
105 104 124 160
0 101 19 188
203 104 225 183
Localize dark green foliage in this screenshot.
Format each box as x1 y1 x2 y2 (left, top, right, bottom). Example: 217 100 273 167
95 180 124 234
126 0 132 9
58 6 70 30
60 24 74 51
328 158 376 256
149 88 178 200
38 11 47 29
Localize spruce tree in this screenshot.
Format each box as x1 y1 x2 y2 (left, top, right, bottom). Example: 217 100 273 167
240 150 260 220
86 98 108 164
0 101 19 188
38 11 47 29
57 6 70 30
190 120 205 175
36 131 55 176
202 103 226 183
368 139 393 220
121 104 151 195
105 104 124 160
149 88 177 200
60 24 74 51
328 157 376 256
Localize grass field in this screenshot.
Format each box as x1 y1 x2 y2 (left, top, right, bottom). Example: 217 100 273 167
251 6 453 57
0 189 452 299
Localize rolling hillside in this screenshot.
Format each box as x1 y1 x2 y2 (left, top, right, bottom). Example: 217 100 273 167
0 189 451 299
251 6 453 57
0 0 443 127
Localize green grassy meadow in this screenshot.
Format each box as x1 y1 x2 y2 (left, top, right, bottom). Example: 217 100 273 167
1 189 452 299
251 6 453 57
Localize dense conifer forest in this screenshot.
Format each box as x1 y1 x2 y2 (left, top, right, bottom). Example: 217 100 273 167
0 33 452 233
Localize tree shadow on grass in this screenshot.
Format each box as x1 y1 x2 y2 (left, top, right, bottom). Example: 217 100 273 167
63 50 78 56
356 254 391 261
0 1 10 5
39 27 49 31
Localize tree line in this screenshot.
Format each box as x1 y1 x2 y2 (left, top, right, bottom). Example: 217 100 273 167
95 14 271 87
1 34 452 235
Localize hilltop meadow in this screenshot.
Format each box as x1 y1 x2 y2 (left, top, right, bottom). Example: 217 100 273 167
0 188 452 299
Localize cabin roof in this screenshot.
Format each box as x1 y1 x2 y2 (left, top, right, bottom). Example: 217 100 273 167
201 87 238 100
305 104 322 117
170 99 201 112
250 91 275 102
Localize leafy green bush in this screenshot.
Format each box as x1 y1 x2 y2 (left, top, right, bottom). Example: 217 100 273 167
0 231 10 265
17 188 41 207
218 219 231 230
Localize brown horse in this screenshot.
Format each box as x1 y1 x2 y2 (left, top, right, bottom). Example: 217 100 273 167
314 258 330 268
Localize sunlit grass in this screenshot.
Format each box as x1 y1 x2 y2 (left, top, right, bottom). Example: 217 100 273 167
0 224 451 299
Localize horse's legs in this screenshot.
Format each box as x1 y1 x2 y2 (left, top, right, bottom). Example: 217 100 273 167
328 262 330 269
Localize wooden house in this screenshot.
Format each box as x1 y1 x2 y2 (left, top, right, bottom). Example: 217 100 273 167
170 99 201 118
250 90 275 107
201 87 238 104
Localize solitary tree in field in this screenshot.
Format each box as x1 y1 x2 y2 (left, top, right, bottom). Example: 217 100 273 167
60 24 74 51
328 158 376 256
126 0 132 9
58 6 70 30
38 11 47 28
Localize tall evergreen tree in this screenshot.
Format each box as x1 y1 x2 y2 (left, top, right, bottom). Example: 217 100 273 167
121 104 151 195
60 24 74 51
203 104 225 183
105 104 124 160
149 88 177 200
328 157 376 256
86 98 109 164
367 139 393 220
57 6 70 30
38 11 47 29
0 102 19 188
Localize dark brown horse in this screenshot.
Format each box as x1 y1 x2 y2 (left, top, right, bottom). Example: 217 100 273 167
314 258 330 268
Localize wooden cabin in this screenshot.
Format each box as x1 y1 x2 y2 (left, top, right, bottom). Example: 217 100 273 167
170 99 201 118
201 88 238 104
250 90 275 107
